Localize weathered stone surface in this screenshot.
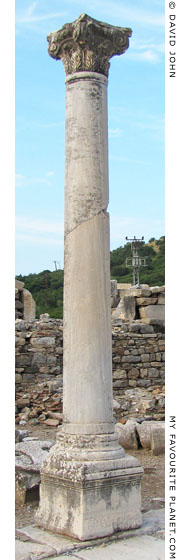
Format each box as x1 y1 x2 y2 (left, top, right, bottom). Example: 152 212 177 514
30 336 55 346
139 305 165 321
23 289 36 320
136 297 157 306
15 439 53 501
136 421 165 449
36 432 143 539
16 398 30 409
122 355 140 363
111 279 119 308
32 352 46 365
115 420 139 450
122 288 151 297
112 296 136 321
151 426 165 455
15 472 27 506
15 374 23 383
15 280 24 290
117 283 131 290
47 13 132 77
150 286 165 294
113 369 127 379
15 510 165 559
15 429 29 443
35 14 144 541
157 294 165 305
127 368 139 379
44 418 60 427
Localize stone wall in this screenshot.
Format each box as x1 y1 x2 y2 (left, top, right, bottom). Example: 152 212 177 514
15 315 165 423
15 315 63 385
111 282 165 325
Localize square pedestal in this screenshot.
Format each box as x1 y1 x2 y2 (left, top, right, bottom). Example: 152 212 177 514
36 451 143 540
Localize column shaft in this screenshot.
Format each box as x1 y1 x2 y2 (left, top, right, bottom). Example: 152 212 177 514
63 73 113 433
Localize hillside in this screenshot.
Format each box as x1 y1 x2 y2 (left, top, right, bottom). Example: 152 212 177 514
110 236 165 286
16 236 165 319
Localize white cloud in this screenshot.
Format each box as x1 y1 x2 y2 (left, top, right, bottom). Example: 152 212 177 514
16 4 67 25
26 1 38 18
16 233 63 246
15 173 53 188
16 216 64 235
128 49 159 63
16 215 64 246
84 0 165 27
46 171 55 177
126 38 165 64
132 40 164 53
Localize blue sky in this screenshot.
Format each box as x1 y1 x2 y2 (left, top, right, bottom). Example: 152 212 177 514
15 0 165 275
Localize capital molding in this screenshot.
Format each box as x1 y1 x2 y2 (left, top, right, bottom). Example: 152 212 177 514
47 13 132 77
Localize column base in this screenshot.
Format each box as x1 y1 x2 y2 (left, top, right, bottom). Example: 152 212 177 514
36 430 143 540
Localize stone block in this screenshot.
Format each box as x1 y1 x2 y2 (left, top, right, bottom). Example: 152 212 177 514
47 356 57 365
23 289 36 320
139 369 148 378
127 368 139 379
140 324 154 334
122 355 139 363
148 368 159 377
15 374 22 383
139 305 165 321
112 369 127 379
155 353 161 361
150 426 165 454
44 418 60 427
141 354 150 362
113 380 128 388
128 380 137 388
15 336 26 346
136 297 157 306
32 353 46 365
137 380 151 388
31 336 55 347
136 421 165 449
15 472 26 505
22 374 36 382
112 296 136 321
111 279 119 307
15 280 24 290
150 286 165 294
117 283 131 290
16 398 30 409
121 288 151 297
15 439 53 503
15 355 31 367
157 294 165 305
115 420 139 450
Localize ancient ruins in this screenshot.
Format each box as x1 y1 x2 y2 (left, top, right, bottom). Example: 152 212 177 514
15 279 36 321
33 14 145 540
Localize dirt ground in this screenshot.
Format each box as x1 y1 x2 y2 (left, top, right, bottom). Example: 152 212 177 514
15 422 165 530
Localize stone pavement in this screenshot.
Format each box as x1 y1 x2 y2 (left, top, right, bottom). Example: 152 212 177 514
15 508 165 560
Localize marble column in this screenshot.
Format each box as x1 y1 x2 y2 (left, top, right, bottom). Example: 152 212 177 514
36 14 143 540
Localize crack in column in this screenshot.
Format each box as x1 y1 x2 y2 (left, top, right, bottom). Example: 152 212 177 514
65 208 109 239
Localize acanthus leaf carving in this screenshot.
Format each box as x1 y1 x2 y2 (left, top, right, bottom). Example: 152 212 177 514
47 13 132 76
